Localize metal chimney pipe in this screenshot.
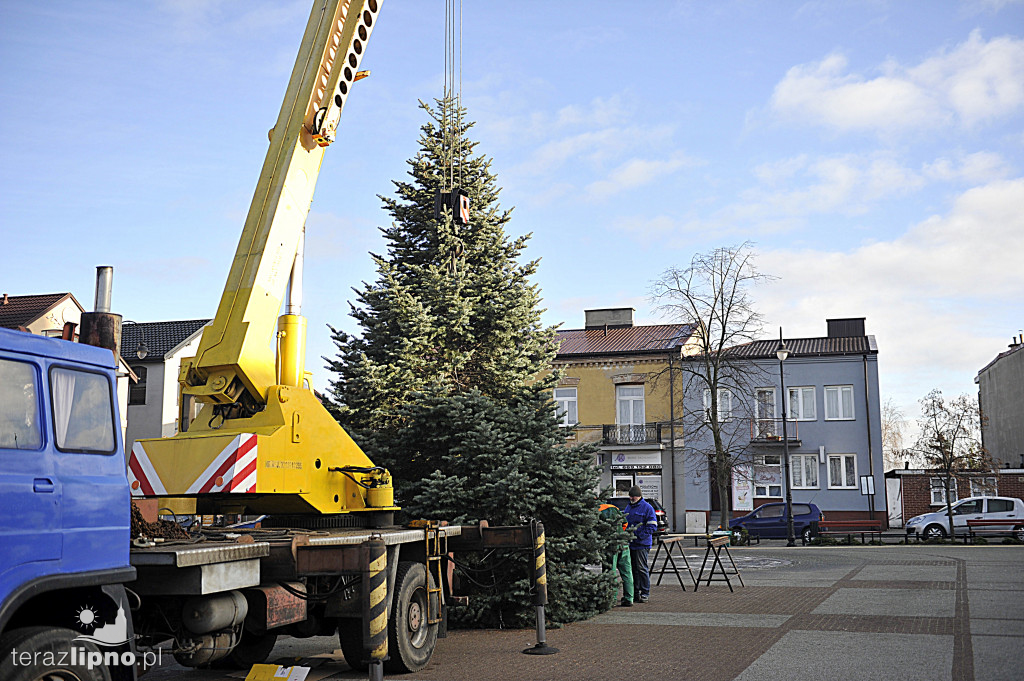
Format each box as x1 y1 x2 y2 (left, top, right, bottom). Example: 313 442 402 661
94 266 113 313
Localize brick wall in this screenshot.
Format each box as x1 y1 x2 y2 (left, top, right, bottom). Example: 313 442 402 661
899 471 1024 519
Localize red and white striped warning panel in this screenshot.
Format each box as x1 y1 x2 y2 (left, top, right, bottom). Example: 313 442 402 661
128 441 167 497
128 434 258 497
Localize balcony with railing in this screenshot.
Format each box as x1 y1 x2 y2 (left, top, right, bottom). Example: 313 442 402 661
602 423 663 446
749 418 800 445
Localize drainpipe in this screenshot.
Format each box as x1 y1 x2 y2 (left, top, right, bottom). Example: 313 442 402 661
668 351 677 532
863 354 875 520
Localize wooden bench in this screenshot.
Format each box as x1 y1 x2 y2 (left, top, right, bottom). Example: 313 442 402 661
965 518 1024 543
817 519 883 543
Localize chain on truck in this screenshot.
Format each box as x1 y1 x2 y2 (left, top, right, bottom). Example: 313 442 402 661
0 2 551 680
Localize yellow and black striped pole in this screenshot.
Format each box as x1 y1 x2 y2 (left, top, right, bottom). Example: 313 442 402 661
362 536 388 681
522 520 558 655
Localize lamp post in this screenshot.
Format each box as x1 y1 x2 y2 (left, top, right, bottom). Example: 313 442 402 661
777 328 796 547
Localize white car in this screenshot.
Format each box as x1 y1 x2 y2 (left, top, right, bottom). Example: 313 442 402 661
905 496 1024 540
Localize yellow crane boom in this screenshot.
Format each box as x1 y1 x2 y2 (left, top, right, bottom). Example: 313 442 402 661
129 0 395 519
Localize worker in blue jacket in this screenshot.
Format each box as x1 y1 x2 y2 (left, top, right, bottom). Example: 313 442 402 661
623 485 658 603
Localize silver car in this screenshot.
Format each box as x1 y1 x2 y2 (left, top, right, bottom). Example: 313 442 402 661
905 496 1024 540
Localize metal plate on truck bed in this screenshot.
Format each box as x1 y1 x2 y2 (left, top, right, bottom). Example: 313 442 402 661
130 541 270 567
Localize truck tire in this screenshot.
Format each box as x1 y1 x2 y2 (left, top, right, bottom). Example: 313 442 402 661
386 561 438 673
0 626 112 681
337 617 367 672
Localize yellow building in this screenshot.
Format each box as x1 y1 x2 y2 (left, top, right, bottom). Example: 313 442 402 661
554 308 698 531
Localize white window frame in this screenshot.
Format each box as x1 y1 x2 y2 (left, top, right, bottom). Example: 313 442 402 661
824 385 855 421
754 454 781 466
754 483 783 497
616 385 645 426
788 387 816 421
969 477 997 497
754 388 776 419
827 453 858 489
930 477 957 506
702 388 733 422
553 387 577 428
790 454 819 489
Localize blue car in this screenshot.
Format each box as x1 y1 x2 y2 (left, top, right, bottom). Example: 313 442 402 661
729 502 822 543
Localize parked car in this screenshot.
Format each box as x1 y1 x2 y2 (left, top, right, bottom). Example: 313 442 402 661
608 496 669 533
904 496 1024 540
729 502 823 543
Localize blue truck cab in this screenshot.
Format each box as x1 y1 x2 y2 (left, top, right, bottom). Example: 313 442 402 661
0 327 135 680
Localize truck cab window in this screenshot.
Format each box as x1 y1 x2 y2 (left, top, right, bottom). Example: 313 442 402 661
50 367 115 453
0 358 42 450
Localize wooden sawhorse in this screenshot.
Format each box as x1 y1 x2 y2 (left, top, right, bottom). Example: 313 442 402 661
651 534 699 590
694 535 745 592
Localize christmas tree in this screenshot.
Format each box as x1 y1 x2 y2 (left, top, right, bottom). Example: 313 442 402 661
326 97 617 625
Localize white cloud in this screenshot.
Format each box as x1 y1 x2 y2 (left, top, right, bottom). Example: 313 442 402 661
585 153 693 200
769 31 1024 133
737 153 925 220
757 177 1024 412
922 151 1013 183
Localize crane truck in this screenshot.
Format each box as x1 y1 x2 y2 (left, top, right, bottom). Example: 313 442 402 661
0 1 550 679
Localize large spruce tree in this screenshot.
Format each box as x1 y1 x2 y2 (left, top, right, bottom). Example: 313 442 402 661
325 97 617 626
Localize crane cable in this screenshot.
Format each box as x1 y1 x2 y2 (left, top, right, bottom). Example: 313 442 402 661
443 0 465 276
443 0 464 193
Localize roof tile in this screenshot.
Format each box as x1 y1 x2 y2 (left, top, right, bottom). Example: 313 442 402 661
121 320 210 362
0 293 73 329
556 324 695 356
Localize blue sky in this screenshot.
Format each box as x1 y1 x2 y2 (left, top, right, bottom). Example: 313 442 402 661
2 1 1022 430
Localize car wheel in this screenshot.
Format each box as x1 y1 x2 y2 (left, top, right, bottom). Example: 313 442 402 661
802 526 812 544
923 524 947 540
1014 525 1024 542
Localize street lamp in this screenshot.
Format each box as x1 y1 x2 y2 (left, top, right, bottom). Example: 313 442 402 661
121 320 149 360
777 328 796 547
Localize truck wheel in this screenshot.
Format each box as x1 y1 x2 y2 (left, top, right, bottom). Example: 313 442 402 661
386 561 438 673
0 626 112 681
337 618 367 672
213 631 277 669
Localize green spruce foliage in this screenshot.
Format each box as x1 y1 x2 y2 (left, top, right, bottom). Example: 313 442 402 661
325 97 617 626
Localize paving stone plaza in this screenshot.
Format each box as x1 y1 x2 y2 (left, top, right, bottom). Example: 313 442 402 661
150 544 1024 681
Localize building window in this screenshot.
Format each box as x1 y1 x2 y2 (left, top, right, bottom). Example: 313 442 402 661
753 388 777 437
754 483 783 497
129 365 147 406
616 385 645 426
554 387 577 427
970 477 997 497
755 454 781 466
0 358 43 450
930 477 956 505
824 385 855 420
790 454 819 488
827 453 857 488
788 387 816 421
703 388 733 421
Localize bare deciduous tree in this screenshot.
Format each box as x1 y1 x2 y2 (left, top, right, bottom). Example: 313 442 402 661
882 397 910 471
651 243 774 528
912 390 989 539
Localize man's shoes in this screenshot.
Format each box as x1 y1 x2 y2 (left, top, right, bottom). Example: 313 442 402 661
637 595 649 603
617 599 633 607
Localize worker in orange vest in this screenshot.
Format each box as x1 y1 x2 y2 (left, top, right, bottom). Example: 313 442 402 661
599 502 634 607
